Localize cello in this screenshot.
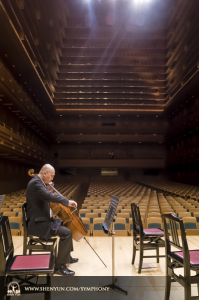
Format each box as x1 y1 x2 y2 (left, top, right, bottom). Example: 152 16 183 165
28 169 87 242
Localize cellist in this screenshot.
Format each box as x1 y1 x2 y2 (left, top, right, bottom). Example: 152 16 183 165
26 163 78 276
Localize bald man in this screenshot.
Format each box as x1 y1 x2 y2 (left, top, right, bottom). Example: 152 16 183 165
26 164 78 276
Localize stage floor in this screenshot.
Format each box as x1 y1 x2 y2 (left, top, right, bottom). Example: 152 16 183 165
12 236 199 300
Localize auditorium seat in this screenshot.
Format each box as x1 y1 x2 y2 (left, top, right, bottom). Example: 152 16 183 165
93 218 108 236
113 218 128 236
93 209 105 217
2 212 17 217
8 217 22 235
0 208 12 214
81 218 91 236
79 209 91 217
193 212 199 222
147 212 161 218
178 212 191 218
182 217 199 231
147 217 162 229
85 213 98 225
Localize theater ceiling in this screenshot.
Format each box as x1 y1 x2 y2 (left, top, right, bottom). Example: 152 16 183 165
1 0 198 121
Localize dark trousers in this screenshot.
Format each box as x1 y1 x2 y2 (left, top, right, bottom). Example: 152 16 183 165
51 225 73 268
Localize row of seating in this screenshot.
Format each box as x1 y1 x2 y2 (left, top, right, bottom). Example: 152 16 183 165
82 183 199 236
139 180 199 198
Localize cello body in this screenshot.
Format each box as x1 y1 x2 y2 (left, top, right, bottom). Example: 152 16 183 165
50 202 88 242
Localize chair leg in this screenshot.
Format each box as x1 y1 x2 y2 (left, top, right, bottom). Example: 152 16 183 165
0 276 6 300
45 291 51 300
138 246 143 274
196 270 199 296
156 246 159 263
184 278 191 300
132 239 136 265
165 272 171 300
23 235 27 255
44 275 51 300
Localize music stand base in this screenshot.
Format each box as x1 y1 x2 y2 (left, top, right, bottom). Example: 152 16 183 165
104 283 127 295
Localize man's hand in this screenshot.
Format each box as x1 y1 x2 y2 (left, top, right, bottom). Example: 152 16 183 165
68 200 77 208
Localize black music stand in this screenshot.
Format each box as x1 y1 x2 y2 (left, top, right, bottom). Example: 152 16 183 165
101 195 127 295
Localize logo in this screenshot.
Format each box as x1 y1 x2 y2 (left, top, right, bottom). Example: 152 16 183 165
7 281 21 296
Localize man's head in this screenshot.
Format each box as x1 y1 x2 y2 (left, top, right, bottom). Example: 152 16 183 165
38 164 55 184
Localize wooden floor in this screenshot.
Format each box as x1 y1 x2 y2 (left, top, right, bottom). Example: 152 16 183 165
12 236 199 300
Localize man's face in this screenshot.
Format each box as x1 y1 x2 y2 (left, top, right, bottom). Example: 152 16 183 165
43 169 55 184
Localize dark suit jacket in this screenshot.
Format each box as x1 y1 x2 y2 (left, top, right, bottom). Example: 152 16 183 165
26 175 69 240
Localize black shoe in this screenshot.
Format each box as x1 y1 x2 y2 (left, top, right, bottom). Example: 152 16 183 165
70 256 79 264
54 265 75 276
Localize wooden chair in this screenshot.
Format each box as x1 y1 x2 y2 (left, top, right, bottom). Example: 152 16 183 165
0 216 54 300
162 213 199 300
131 203 165 273
22 204 57 256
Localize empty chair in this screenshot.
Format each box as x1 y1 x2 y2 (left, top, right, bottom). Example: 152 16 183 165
7 217 22 235
0 216 55 299
182 217 198 230
131 203 165 273
93 218 108 236
162 213 199 300
0 208 12 214
117 212 130 224
121 209 132 216
82 204 89 209
8 205 19 209
178 212 191 218
85 213 98 224
147 217 163 229
79 209 91 217
1 205 9 208
113 217 128 236
81 218 91 236
2 212 17 217
173 206 185 213
147 212 161 218
193 212 199 222
93 209 105 217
